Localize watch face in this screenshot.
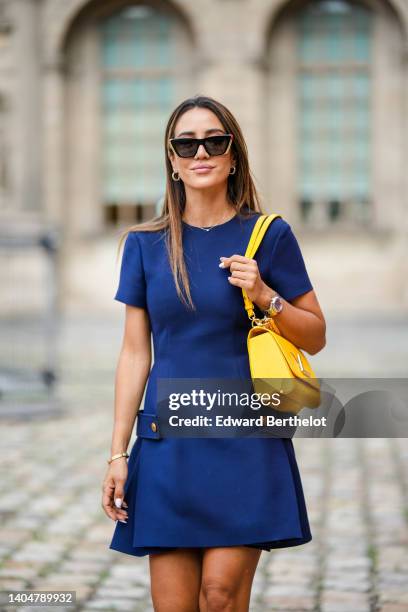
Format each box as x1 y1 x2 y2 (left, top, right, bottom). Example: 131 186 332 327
272 296 283 313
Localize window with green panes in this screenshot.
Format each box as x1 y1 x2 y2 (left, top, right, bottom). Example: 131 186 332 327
99 5 176 218
296 0 373 225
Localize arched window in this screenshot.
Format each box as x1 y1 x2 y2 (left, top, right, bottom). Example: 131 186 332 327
296 0 373 225
98 5 190 222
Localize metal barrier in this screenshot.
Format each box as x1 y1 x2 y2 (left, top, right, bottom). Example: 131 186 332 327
0 228 63 418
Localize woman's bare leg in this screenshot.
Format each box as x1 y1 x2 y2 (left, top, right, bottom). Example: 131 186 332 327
199 546 262 612
149 547 204 612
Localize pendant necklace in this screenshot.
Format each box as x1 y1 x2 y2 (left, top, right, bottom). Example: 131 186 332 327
183 211 236 232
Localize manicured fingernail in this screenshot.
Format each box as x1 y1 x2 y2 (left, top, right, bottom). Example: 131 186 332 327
115 498 122 508
119 519 127 524
219 262 225 268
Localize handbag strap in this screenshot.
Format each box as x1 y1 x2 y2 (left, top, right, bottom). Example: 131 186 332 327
242 213 282 320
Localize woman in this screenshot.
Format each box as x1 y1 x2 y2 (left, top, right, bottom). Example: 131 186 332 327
102 94 326 611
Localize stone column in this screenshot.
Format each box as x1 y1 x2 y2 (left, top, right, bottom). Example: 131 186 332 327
11 0 43 216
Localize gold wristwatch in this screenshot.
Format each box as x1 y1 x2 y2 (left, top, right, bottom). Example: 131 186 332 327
264 293 283 317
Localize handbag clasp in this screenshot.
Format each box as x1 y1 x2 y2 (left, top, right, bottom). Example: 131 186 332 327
249 313 270 328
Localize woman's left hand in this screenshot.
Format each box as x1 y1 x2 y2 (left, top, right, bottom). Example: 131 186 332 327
219 255 267 305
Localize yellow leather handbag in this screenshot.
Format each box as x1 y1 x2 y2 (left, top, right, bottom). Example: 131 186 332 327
242 214 321 415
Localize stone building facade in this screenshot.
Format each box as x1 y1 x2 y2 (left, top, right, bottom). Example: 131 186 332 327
0 0 407 316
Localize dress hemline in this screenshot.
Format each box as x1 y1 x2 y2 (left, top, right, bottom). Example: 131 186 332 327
109 533 313 558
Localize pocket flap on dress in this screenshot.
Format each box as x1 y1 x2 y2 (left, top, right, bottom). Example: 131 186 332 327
136 411 162 440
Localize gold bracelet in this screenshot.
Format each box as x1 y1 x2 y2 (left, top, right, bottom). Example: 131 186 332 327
107 452 129 464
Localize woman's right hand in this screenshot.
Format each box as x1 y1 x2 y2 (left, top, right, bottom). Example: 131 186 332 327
102 459 129 522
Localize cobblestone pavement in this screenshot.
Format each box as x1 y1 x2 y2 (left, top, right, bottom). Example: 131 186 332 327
0 314 407 611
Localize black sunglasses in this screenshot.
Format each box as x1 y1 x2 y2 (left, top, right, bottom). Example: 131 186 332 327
168 134 234 158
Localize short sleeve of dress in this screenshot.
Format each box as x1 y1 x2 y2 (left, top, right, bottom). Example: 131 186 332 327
114 231 147 308
268 221 313 302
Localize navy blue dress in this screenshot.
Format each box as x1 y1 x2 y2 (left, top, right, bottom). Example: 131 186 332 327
109 207 314 557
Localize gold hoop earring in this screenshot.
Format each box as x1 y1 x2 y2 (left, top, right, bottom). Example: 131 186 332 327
172 171 180 181
229 166 236 176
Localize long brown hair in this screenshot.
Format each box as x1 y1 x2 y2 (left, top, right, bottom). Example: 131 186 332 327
116 94 265 310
